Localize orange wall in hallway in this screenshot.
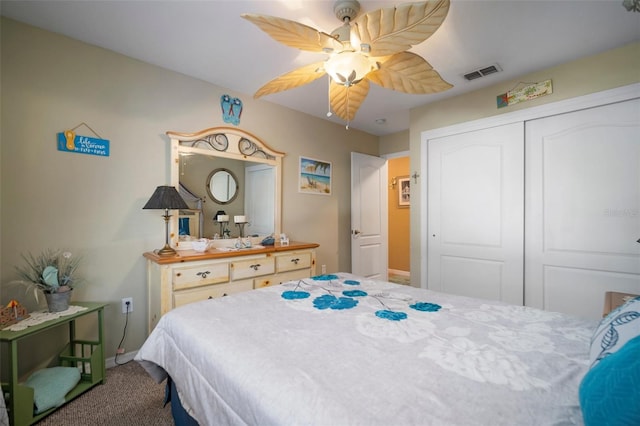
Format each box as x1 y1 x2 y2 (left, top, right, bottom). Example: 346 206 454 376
388 156 410 272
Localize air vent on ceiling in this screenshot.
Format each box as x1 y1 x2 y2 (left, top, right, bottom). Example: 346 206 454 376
463 64 502 81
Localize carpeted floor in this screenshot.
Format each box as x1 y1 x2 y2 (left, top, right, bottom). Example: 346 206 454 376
35 361 173 425
388 273 411 286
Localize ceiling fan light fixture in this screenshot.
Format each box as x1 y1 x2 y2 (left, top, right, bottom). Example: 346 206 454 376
325 51 376 86
243 0 452 123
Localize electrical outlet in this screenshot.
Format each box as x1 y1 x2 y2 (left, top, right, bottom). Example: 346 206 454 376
321 264 327 274
121 297 133 314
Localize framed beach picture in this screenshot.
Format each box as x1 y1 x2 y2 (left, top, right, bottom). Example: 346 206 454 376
398 176 410 207
299 156 331 195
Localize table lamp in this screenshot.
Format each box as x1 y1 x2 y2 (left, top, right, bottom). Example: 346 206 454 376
143 186 189 256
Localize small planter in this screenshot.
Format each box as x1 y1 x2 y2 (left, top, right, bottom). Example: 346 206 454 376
45 291 72 313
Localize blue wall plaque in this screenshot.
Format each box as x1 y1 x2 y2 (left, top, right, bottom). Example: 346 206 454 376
57 131 109 157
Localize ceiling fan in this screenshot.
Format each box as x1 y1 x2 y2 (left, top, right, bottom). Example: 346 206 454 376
242 0 453 126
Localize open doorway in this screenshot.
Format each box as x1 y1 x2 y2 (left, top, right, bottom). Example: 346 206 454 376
387 155 410 285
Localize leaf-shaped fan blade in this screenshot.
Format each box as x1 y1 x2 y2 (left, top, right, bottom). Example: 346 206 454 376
353 0 450 57
241 13 343 53
366 52 452 94
330 79 370 122
254 62 326 99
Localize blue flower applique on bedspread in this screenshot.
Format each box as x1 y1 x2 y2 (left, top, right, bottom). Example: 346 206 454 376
282 290 310 300
410 302 442 312
311 274 339 281
313 294 359 310
376 310 408 321
280 274 442 321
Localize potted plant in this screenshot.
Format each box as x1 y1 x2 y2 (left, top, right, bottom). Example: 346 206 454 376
15 249 82 312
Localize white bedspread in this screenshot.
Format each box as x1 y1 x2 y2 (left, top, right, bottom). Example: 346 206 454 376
136 273 597 425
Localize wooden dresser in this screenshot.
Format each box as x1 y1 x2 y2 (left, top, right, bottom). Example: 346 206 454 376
144 241 318 333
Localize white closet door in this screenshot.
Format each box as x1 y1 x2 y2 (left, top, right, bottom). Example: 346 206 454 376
428 123 524 304
525 98 640 319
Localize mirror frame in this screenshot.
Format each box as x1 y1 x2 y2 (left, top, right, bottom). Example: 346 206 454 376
167 126 284 247
206 168 239 204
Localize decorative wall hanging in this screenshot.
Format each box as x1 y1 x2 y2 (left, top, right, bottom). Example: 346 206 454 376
397 176 410 207
56 122 109 157
220 94 243 125
299 156 332 195
497 80 553 108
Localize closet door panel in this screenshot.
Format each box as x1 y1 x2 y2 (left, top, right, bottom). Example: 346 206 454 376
525 98 640 319
428 123 524 304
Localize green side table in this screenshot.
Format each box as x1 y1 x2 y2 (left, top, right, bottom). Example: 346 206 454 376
0 302 107 426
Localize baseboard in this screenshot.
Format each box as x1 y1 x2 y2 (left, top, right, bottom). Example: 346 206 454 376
388 269 410 277
106 350 138 369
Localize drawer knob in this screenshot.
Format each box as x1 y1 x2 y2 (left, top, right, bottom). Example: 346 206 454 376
291 258 300 265
250 264 261 271
197 271 211 279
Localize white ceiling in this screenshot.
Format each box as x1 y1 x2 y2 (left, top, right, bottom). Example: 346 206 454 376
2 0 639 136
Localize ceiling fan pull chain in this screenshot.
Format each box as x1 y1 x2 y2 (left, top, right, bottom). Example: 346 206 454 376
345 88 350 130
326 76 333 117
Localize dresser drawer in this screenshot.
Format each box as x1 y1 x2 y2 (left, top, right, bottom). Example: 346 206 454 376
254 276 275 289
231 256 275 280
276 252 312 272
173 280 253 307
172 262 229 291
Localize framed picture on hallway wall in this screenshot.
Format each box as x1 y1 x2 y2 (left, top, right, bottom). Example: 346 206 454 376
398 176 410 207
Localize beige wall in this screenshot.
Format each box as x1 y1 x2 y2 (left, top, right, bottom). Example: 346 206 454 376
0 18 378 364
408 41 640 287
379 130 409 155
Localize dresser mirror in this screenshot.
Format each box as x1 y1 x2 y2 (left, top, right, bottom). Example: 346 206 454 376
167 127 284 246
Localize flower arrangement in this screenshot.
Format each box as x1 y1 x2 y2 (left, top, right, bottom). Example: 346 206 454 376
16 249 82 294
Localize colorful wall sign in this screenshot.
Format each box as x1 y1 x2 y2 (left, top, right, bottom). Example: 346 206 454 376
497 79 553 108
57 130 109 157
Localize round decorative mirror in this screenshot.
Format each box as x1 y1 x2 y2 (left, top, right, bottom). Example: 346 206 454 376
206 168 239 204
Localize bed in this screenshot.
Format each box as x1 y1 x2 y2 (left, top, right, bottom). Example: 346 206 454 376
135 273 639 425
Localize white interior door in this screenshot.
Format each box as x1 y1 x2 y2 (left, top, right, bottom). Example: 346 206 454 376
351 152 388 280
245 164 275 236
428 123 525 304
525 98 640 318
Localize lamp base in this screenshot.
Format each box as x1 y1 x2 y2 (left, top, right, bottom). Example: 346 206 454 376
156 244 177 257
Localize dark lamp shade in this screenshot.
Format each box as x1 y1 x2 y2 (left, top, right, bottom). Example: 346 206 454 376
143 186 189 210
